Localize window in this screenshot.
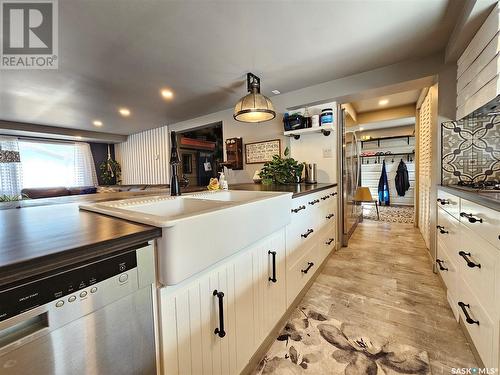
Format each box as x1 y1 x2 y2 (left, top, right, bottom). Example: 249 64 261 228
19 140 98 189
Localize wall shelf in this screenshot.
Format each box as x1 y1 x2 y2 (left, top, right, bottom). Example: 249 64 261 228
283 126 333 140
361 134 415 146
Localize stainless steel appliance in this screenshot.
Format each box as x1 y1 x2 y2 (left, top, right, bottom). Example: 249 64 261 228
0 245 157 375
338 106 362 245
451 180 500 192
305 163 317 184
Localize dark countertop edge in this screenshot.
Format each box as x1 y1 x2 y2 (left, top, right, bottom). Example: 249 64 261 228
291 183 338 198
229 182 338 198
0 227 161 289
438 185 500 212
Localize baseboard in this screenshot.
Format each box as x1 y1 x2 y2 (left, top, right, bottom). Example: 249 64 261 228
240 248 334 375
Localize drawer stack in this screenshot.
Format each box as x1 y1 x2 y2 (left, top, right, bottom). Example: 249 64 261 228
286 187 337 307
436 189 500 368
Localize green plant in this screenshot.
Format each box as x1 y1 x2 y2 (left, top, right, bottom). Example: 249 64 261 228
258 147 304 185
0 194 27 202
99 159 122 185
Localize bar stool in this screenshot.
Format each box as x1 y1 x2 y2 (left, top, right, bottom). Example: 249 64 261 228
354 187 379 220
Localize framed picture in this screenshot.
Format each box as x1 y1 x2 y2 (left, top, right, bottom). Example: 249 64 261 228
245 139 281 164
182 153 192 174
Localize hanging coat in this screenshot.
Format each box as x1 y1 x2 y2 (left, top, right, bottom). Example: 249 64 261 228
395 160 410 197
378 160 390 206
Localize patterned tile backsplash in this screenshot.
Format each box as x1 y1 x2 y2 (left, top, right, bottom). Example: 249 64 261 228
441 115 500 184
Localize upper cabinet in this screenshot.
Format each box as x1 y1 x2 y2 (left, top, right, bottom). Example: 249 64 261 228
457 3 500 120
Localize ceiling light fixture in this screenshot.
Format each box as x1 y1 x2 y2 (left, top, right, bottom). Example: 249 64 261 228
93 120 103 127
161 89 174 99
119 107 131 117
271 89 281 95
378 99 389 106
233 73 276 123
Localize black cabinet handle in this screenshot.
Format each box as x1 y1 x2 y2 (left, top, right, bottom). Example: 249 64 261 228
326 213 334 219
460 212 483 223
301 262 314 274
437 198 449 205
321 195 330 200
436 225 449 234
268 250 277 283
458 302 479 325
458 251 481 268
308 199 320 205
213 290 226 338
301 229 314 238
330 192 338 197
291 205 306 213
436 259 448 271
325 238 334 245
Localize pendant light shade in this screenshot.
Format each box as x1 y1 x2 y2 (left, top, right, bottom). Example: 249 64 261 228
233 73 276 123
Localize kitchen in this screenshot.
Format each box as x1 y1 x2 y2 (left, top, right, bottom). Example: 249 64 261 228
0 1 499 375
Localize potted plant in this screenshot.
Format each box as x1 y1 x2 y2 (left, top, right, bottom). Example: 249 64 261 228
258 147 304 185
99 159 122 185
0 194 28 209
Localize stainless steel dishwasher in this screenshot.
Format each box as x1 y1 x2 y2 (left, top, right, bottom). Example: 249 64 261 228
0 245 157 375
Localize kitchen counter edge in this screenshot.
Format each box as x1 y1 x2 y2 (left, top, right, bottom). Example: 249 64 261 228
438 185 500 212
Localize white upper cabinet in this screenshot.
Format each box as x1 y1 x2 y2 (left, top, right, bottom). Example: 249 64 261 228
457 3 500 119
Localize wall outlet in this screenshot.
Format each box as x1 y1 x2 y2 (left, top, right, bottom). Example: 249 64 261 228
322 148 333 158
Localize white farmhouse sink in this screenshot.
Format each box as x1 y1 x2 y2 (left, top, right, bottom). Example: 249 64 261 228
80 190 292 285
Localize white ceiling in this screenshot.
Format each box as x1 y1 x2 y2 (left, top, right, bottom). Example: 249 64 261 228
0 0 464 135
350 89 422 113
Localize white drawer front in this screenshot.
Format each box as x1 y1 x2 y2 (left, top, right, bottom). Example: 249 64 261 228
437 206 461 252
456 225 498 316
437 241 459 305
460 198 500 250
286 241 319 307
437 190 461 219
456 280 496 368
317 225 336 263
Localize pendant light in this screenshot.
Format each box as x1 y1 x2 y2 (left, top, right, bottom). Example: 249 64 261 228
233 73 276 123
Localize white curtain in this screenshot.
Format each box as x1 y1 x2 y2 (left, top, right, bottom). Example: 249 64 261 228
0 136 23 196
74 142 98 187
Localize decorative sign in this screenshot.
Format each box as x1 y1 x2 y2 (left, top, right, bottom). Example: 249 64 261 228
245 139 281 164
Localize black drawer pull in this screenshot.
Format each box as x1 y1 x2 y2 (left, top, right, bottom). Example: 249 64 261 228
458 251 481 268
291 205 306 213
436 225 448 234
325 238 334 245
213 290 226 338
460 212 483 223
301 262 314 274
301 229 314 238
436 259 448 271
330 192 338 197
321 195 330 200
437 198 449 205
308 199 320 205
268 251 277 283
326 213 334 219
458 302 479 325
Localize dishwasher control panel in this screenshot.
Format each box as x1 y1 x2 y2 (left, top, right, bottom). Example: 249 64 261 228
0 251 137 322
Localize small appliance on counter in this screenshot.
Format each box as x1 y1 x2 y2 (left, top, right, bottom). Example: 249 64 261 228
305 163 317 184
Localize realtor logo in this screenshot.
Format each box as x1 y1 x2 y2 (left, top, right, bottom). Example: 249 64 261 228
1 0 58 69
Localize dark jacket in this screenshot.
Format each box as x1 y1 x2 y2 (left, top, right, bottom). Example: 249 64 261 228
395 160 410 197
378 160 390 205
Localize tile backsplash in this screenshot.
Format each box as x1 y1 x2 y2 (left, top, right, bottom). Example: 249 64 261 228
441 115 500 184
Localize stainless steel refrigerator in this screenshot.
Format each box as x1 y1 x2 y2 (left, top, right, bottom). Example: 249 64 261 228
338 106 362 246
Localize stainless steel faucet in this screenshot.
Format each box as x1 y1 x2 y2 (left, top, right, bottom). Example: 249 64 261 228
170 131 181 196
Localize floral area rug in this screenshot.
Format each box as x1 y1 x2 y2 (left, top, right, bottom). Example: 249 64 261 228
253 306 430 375
362 205 414 224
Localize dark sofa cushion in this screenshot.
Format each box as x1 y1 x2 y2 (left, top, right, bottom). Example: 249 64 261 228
68 186 98 195
21 187 70 199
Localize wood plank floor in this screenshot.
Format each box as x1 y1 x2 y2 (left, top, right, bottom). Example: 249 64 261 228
254 220 477 374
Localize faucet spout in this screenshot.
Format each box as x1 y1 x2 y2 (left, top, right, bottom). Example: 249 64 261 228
170 131 181 196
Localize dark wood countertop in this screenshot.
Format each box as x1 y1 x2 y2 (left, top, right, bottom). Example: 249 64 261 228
439 185 500 212
230 182 338 198
0 203 161 287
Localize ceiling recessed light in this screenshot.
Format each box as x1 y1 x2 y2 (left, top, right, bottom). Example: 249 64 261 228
93 120 103 127
378 99 389 106
271 89 281 95
118 107 131 117
161 89 174 99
